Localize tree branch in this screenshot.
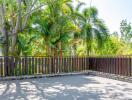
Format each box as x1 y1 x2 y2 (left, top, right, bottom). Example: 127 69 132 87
9 0 15 30
30 0 38 9
0 2 6 34
23 4 44 17
22 4 44 30
22 0 31 30
15 0 22 33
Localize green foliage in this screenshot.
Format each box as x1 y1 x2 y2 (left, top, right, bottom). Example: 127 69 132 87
16 33 33 56
120 19 132 43
1 0 132 56
95 36 123 55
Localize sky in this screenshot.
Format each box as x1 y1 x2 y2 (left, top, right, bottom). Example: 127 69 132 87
75 0 132 33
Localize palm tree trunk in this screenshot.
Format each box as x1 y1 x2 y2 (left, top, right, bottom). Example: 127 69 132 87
86 42 91 56
60 42 63 58
45 45 48 56
73 44 77 56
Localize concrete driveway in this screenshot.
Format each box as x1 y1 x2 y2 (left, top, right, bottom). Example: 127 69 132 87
0 75 132 100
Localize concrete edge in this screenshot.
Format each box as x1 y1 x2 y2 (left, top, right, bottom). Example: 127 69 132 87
0 70 132 83
88 70 132 83
0 71 89 81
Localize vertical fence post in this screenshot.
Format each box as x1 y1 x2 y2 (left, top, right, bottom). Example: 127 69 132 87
0 57 3 77
130 56 132 76
22 57 24 75
4 56 8 76
32 57 34 75
19 57 21 76
87 57 89 70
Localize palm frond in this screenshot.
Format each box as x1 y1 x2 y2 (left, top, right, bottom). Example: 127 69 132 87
83 7 98 19
74 12 86 22
76 2 86 11
65 3 74 13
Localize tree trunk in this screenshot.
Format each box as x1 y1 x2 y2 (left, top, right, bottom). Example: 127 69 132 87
0 3 9 56
54 48 58 57
11 32 17 55
59 42 62 59
2 29 9 56
45 45 50 56
73 44 77 56
11 0 22 55
86 42 91 56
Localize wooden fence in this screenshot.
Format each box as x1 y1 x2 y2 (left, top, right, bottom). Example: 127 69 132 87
0 56 132 77
0 56 89 77
89 56 132 76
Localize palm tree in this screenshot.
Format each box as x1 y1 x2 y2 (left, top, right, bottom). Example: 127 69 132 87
34 0 79 56
65 1 86 56
79 7 108 56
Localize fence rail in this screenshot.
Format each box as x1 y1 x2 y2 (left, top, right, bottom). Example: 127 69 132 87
0 56 132 77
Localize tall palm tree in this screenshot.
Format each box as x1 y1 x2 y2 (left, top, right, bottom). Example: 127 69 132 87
79 7 108 56
66 1 86 56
